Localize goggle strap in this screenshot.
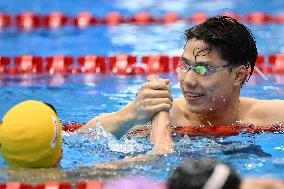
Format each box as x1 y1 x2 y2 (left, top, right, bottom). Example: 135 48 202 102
254 66 268 81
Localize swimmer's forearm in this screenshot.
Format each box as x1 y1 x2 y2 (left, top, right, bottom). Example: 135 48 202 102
93 153 160 169
82 102 137 138
151 111 174 155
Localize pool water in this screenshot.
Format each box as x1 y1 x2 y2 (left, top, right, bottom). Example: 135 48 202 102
0 74 284 182
0 0 284 183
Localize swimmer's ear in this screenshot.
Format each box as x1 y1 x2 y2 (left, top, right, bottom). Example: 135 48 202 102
233 65 247 87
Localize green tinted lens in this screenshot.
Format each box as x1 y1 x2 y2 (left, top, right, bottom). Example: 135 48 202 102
195 65 207 75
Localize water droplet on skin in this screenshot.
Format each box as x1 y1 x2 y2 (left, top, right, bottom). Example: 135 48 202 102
209 107 213 111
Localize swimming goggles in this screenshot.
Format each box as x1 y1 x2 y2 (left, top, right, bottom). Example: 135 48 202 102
178 58 232 77
179 57 268 80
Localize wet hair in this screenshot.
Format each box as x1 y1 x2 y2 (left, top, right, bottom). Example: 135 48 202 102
167 158 241 189
184 16 258 87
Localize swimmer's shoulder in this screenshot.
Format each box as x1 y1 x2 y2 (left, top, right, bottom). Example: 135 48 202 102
170 97 195 121
171 98 186 115
241 97 284 110
240 97 266 116
240 97 284 124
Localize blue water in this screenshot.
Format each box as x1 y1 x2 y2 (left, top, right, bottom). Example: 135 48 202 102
0 0 284 183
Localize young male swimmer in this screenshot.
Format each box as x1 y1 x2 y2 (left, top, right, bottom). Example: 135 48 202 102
82 15 284 137
0 99 173 168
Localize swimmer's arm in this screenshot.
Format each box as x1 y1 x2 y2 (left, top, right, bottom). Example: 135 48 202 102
255 100 284 124
93 153 163 169
94 111 174 169
150 112 174 155
79 102 138 138
93 146 172 170
268 100 284 122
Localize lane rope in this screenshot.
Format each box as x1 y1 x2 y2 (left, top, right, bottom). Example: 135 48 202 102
0 54 283 75
0 11 284 30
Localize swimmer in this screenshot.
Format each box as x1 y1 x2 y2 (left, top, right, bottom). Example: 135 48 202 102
168 158 241 189
0 100 173 168
82 15 284 138
0 100 62 168
168 158 284 189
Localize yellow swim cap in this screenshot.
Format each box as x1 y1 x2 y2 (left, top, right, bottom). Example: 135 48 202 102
0 100 62 168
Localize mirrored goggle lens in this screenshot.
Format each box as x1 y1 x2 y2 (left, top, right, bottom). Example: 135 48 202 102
195 65 207 76
179 62 208 76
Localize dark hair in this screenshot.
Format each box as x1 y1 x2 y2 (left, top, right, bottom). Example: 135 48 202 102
167 158 241 189
184 16 258 87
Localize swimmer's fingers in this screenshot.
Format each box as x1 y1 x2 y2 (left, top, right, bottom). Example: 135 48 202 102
157 78 169 85
144 98 173 108
147 75 169 85
141 81 170 91
146 103 172 113
138 89 172 99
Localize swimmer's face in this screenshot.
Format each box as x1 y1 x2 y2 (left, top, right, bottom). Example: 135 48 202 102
178 39 244 113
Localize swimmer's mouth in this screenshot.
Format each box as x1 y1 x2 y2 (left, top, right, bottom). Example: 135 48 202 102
187 92 205 98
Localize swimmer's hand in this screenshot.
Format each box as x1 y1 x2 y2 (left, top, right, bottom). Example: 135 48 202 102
81 75 172 139
148 75 174 154
130 75 173 125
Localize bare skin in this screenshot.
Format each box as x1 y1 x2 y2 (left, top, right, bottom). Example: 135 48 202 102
171 39 284 128
81 38 284 140
92 76 173 169
241 178 284 189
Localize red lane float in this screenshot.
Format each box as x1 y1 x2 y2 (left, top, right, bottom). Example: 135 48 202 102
62 122 85 132
172 56 181 73
1 11 284 30
78 55 106 73
130 12 156 24
141 55 169 74
0 182 33 189
0 12 12 28
1 53 284 75
45 55 74 74
274 13 284 23
76 180 102 189
43 12 68 29
103 11 124 25
188 12 208 23
73 12 98 28
175 124 284 137
0 56 10 74
269 53 284 74
260 65 272 74
35 182 71 189
256 54 265 65
61 121 284 137
160 12 181 23
15 12 41 30
109 54 137 74
221 12 241 21
244 12 273 24
13 55 42 74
